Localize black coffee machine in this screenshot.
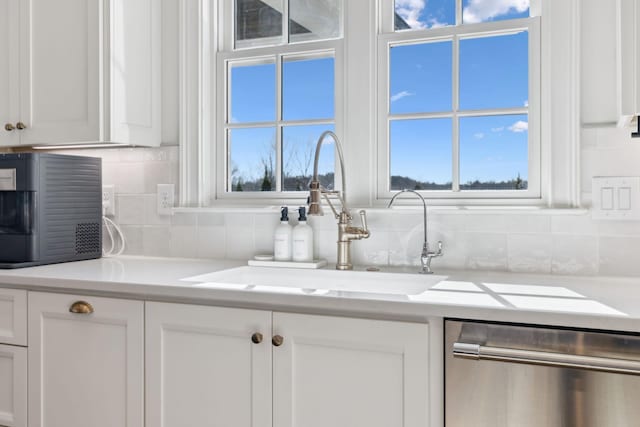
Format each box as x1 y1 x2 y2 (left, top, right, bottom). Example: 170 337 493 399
0 153 102 268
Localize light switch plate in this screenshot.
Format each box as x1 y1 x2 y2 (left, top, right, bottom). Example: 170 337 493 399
592 177 640 220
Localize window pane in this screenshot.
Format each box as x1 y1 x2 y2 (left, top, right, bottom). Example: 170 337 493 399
229 61 276 123
235 0 284 48
459 115 528 191
390 119 452 191
460 32 528 110
463 0 529 24
283 56 334 121
394 0 455 30
289 0 341 43
229 127 277 192
283 124 335 191
390 41 452 114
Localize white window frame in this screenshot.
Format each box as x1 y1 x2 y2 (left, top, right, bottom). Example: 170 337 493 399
180 0 582 209
377 0 541 202
210 0 344 204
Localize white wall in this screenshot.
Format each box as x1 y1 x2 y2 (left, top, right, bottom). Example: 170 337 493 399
63 1 640 277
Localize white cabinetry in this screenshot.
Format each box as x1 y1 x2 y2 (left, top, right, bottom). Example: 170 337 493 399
146 302 272 427
273 312 430 427
146 303 431 427
0 289 27 427
28 292 144 427
0 0 161 148
0 0 101 147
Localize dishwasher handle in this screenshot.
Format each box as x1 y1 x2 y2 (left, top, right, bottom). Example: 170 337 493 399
453 342 640 376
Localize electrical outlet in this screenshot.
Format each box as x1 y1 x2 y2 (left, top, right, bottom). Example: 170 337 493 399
157 184 175 216
102 185 115 216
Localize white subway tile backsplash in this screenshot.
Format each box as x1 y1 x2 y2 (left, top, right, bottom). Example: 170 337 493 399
552 235 599 275
67 143 640 277
507 234 553 274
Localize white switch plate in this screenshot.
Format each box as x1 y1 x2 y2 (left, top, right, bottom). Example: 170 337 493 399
102 185 115 217
157 184 175 216
592 177 640 220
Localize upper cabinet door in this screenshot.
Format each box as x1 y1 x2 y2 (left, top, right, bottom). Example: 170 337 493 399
0 0 20 147
110 0 162 146
146 302 272 427
618 0 640 126
28 292 144 427
19 0 101 145
273 313 431 427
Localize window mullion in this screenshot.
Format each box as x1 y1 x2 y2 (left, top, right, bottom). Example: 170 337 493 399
276 54 284 192
452 35 460 192
456 0 463 25
283 0 289 44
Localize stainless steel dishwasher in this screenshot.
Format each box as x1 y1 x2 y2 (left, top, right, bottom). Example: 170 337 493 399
445 320 640 427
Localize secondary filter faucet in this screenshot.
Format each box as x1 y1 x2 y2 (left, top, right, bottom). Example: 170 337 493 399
308 131 370 270
387 189 443 274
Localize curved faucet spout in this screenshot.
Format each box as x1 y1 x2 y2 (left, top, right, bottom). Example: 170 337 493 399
388 189 443 274
310 131 348 212
388 189 428 244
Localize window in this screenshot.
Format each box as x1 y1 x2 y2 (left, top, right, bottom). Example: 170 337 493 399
378 0 540 199
215 0 343 198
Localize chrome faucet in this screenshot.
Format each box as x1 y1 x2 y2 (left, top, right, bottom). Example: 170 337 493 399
308 131 370 270
387 189 443 274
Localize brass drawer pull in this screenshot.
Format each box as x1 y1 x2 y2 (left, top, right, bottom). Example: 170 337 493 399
69 301 94 314
4 123 14 132
16 122 26 130
272 335 284 347
251 332 263 344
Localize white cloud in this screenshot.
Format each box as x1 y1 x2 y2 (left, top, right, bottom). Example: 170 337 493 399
524 99 529 107
509 120 528 133
395 0 427 29
390 90 415 103
463 0 529 24
491 126 505 132
427 17 447 29
474 132 485 139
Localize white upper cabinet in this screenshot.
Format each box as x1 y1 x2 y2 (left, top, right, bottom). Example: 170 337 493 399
19 0 102 145
0 0 161 148
0 0 22 146
110 0 162 146
618 0 640 127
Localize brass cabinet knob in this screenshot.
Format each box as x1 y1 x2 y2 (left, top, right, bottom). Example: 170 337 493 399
4 123 14 131
251 332 263 344
272 335 284 347
16 122 26 130
69 301 94 314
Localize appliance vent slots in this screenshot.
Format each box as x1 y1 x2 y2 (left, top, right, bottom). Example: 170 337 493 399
75 223 101 255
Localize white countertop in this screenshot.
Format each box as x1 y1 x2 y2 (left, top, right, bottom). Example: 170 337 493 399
1 256 639 331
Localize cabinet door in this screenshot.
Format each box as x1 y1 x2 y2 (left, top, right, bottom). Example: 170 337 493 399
110 0 162 146
0 289 27 347
0 344 27 427
0 0 19 147
273 313 430 427
28 293 144 427
146 302 272 427
19 0 101 144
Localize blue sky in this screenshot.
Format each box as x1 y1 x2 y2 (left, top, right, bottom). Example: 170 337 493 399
229 0 530 190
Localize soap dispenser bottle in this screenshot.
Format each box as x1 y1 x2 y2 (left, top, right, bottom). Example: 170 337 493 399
293 206 314 262
274 207 293 261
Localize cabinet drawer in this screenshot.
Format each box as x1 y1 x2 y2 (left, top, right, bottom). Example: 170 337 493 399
0 344 27 427
0 289 27 346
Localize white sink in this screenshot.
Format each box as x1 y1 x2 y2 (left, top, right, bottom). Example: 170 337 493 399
182 266 446 296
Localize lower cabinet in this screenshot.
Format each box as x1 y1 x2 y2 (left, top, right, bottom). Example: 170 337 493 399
28 292 144 427
145 302 272 427
0 344 27 427
146 302 430 427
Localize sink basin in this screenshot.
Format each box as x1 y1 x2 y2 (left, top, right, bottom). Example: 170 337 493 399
182 266 446 296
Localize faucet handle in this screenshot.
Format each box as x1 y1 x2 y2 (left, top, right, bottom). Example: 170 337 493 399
358 210 369 232
436 241 443 255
